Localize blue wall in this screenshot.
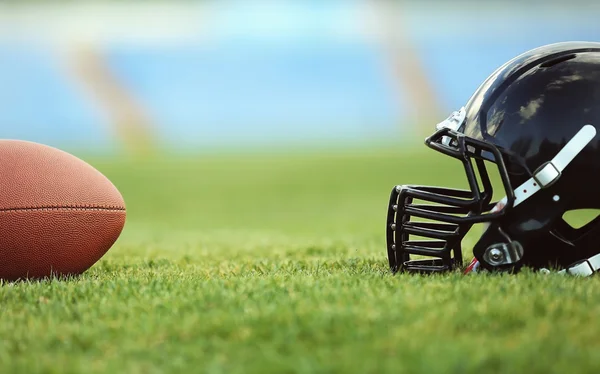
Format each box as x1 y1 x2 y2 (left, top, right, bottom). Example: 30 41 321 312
0 45 111 147
106 42 401 148
406 7 600 111
1 2 599 150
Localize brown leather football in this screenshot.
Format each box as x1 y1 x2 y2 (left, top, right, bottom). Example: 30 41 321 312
0 140 126 281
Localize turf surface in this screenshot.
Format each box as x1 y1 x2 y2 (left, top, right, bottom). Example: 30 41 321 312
1 145 600 374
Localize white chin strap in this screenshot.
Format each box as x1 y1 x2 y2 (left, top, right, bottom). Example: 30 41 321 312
472 254 600 277
498 124 597 208
506 124 597 276
544 253 600 276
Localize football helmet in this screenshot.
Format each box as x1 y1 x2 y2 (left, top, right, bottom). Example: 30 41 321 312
386 41 600 276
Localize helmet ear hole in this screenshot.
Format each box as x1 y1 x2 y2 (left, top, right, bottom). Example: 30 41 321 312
562 209 600 229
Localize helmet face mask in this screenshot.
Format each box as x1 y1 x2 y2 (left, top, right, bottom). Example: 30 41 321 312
386 42 600 276
386 124 512 273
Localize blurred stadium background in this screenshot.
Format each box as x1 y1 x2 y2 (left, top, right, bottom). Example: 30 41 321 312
1 0 599 155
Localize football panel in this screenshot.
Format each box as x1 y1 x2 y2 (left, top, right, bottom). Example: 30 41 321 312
0 209 126 281
0 140 125 210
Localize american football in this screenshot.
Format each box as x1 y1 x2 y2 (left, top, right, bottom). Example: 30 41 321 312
0 140 126 281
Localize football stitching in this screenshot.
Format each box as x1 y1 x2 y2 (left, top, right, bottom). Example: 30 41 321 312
0 205 126 212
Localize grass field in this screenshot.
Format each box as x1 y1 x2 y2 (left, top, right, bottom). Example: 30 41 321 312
2 144 600 374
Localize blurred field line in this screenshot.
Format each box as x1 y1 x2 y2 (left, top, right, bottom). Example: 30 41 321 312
367 0 442 136
65 45 156 155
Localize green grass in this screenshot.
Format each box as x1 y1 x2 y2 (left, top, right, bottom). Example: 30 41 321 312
2 145 600 374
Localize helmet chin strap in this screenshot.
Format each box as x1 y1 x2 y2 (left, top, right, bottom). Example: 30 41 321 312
543 254 600 276
472 124 598 275
467 250 600 277
499 124 596 208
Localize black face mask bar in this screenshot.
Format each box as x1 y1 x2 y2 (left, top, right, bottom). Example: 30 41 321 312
386 127 516 274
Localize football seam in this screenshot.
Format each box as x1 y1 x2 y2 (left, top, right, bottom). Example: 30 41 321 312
0 205 126 212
